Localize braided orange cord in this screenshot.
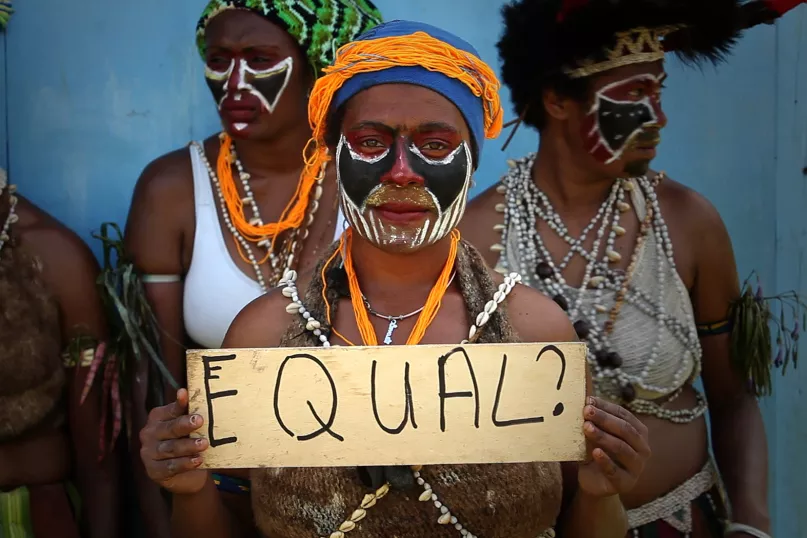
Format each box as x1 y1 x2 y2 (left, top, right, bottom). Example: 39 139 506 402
340 227 461 346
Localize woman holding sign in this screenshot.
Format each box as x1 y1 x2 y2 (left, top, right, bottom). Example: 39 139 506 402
138 20 651 538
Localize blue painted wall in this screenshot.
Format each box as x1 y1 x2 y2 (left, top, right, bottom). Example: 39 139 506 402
1 0 805 534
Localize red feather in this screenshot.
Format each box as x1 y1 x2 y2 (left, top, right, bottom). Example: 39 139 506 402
766 0 805 16
557 0 590 22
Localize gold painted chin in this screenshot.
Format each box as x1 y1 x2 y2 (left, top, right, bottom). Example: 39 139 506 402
364 184 438 212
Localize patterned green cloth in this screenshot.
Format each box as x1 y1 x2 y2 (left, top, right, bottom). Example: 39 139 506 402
196 0 383 74
0 483 80 538
0 1 13 29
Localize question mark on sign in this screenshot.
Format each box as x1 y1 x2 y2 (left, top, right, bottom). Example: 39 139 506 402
536 345 566 417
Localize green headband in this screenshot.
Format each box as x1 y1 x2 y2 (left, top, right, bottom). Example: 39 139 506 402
196 0 383 75
0 1 13 30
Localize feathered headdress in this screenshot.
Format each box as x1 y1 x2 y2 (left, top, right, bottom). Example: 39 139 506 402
502 0 803 81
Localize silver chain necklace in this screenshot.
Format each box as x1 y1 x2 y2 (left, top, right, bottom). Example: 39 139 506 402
362 272 457 345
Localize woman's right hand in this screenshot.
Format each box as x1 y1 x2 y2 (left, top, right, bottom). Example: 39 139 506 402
139 388 210 495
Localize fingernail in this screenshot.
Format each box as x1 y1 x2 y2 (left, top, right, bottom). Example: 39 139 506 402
190 415 200 426
585 421 595 433
586 405 595 418
191 457 202 466
587 396 596 406
195 438 204 447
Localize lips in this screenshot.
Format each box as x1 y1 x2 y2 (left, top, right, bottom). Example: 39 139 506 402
372 202 432 223
220 93 261 121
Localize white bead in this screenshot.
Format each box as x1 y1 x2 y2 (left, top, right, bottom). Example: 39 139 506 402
475 311 489 327
282 287 295 298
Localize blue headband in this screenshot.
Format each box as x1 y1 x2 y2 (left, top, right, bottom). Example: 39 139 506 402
331 20 487 157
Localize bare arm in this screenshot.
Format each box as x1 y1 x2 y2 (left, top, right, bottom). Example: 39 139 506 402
692 198 770 533
25 215 122 538
506 284 643 538
124 153 193 397
168 293 287 537
123 152 194 538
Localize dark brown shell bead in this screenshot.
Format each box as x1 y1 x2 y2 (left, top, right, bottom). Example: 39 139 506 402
620 383 637 403
536 261 554 280
573 320 590 339
552 294 569 311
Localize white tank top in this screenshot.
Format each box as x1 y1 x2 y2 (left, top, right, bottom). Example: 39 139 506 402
183 143 346 349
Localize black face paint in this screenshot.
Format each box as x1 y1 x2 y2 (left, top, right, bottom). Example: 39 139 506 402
581 74 665 165
337 136 469 211
336 133 473 250
408 144 470 212
337 139 396 210
595 97 656 156
205 57 293 113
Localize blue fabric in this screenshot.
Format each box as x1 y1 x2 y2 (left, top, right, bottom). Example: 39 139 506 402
331 20 487 156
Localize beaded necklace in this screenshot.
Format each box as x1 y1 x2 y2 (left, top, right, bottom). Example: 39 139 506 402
0 171 18 255
495 154 705 423
191 134 324 291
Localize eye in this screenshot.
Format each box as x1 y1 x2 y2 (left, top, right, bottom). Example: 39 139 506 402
249 57 276 68
422 141 447 151
359 138 386 150
207 56 230 70
627 88 644 98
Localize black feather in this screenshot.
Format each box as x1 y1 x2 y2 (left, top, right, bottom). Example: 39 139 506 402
498 0 750 130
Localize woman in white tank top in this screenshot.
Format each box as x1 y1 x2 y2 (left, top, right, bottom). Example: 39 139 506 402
122 2 382 537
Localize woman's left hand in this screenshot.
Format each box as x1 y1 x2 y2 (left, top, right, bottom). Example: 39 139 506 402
577 396 651 498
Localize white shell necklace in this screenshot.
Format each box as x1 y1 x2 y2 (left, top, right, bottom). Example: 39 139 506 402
0 171 18 255
276 267 545 538
495 154 704 423
191 135 324 292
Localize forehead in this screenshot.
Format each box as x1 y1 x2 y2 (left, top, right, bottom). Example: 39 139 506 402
205 10 297 52
591 60 666 92
340 84 469 135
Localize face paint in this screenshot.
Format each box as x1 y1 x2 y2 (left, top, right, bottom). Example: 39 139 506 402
205 56 293 131
581 73 666 166
336 133 472 251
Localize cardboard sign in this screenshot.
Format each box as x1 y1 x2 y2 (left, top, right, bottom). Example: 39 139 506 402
187 342 587 469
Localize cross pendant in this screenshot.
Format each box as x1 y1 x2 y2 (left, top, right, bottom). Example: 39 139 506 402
383 319 398 345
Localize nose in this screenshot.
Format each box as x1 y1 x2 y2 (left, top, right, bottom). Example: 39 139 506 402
651 96 667 130
383 137 425 187
226 59 244 93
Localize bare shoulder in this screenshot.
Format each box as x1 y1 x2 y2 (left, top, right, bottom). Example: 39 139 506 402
124 143 202 271
15 196 100 290
489 270 577 343
223 270 316 349
654 173 729 240
460 182 507 267
127 145 195 221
